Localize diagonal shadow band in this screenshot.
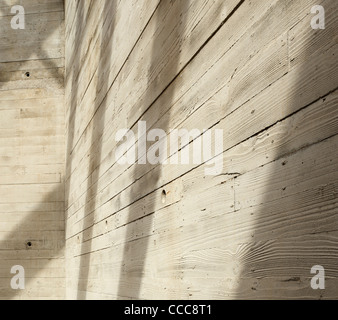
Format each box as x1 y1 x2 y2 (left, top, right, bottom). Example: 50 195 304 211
74 0 117 300
0 0 66 300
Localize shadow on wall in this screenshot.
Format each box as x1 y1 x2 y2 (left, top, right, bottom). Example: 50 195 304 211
234 0 338 299
63 0 87 298
117 0 190 299
1 0 337 300
0 0 64 87
75 0 118 300
0 0 65 299
0 188 65 299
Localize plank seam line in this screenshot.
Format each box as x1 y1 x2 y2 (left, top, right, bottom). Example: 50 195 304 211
67 197 182 241
0 11 64 18
67 1 162 155
67 79 335 216
128 0 246 131
233 165 338 213
69 86 338 220
67 0 245 158
65 0 247 199
230 86 338 154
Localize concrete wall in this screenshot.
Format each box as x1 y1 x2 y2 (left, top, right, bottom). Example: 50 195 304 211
1 0 337 300
0 0 65 299
64 0 338 300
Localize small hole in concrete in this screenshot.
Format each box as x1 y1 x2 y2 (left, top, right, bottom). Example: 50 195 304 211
26 241 32 248
161 190 167 204
25 72 30 78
